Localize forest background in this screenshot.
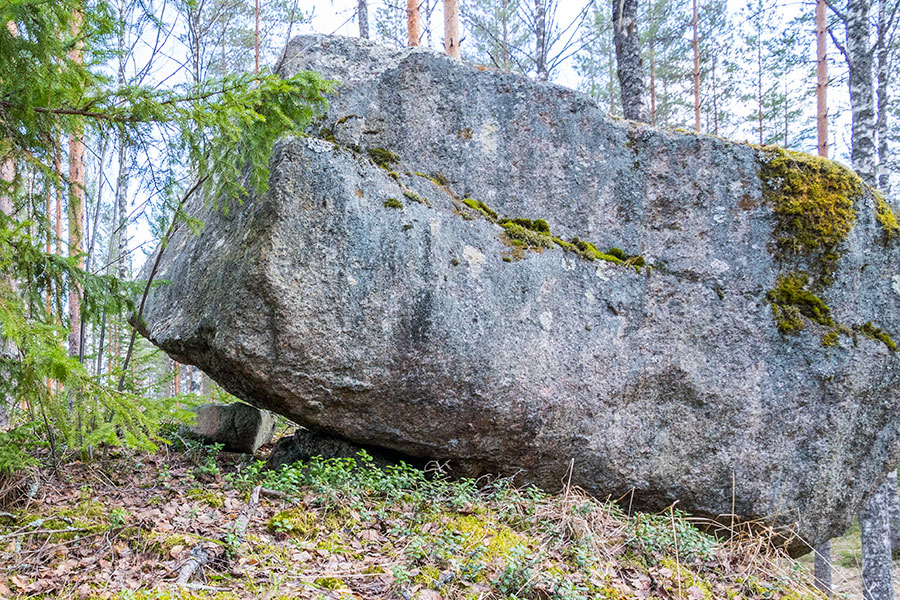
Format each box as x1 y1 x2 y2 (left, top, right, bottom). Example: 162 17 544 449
0 0 898 597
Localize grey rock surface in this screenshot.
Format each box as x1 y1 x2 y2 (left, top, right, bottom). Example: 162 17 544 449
139 35 900 555
187 403 276 454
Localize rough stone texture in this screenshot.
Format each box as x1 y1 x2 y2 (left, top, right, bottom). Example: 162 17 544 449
138 35 900 555
265 428 410 471
187 403 277 454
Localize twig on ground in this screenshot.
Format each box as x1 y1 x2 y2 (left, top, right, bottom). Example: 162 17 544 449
177 484 262 586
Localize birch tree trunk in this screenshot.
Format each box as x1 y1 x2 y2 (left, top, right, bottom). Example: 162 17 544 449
444 0 461 59
816 0 828 157
534 0 548 81
68 10 85 360
0 20 18 427
254 0 260 74
0 152 15 429
875 0 890 192
847 0 877 184
407 0 420 46
612 0 646 121
647 0 656 125
861 477 895 600
692 0 700 131
358 0 369 38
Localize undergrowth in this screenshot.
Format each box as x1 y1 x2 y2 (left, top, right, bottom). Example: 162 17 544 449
0 445 828 599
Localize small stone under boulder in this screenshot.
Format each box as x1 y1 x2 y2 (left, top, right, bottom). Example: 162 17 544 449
188 403 277 454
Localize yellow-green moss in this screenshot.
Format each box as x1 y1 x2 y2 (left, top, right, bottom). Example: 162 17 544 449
856 321 897 352
822 330 840 347
766 272 833 333
402 189 426 204
313 577 345 590
367 147 400 170
267 508 317 539
383 198 404 209
448 514 530 560
501 221 555 249
659 558 714 600
413 565 441 586
462 198 498 221
186 488 224 508
874 191 900 240
759 147 861 256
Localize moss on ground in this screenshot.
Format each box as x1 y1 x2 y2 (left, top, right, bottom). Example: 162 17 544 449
383 198 403 209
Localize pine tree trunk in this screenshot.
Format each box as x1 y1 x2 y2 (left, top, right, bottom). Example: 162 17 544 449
54 146 62 258
816 0 828 157
847 0 877 184
612 0 646 121
861 476 895 600
358 0 369 38
67 10 85 360
174 362 181 396
814 540 834 597
692 0 700 131
444 0 460 58
535 0 548 80
407 0 420 46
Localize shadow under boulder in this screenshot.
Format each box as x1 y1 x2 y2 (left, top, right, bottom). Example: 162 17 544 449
265 427 422 471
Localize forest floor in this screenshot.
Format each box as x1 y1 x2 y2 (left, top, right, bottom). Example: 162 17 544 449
0 432 843 599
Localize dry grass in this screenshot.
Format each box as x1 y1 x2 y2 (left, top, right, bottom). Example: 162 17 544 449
0 441 832 600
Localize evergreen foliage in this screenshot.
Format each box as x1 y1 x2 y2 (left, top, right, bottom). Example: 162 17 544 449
0 0 331 469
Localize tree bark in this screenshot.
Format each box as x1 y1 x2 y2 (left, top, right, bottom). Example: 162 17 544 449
846 0 877 184
612 0 646 121
861 476 895 600
0 151 15 429
647 0 656 125
444 0 460 59
407 0 420 46
885 469 900 555
254 0 260 74
358 0 369 38
174 362 181 396
814 540 833 598
816 0 829 157
534 0 548 80
67 10 85 360
875 0 890 192
54 146 62 258
692 0 700 131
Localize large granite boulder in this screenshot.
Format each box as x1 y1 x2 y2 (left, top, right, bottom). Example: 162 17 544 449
137 35 900 555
